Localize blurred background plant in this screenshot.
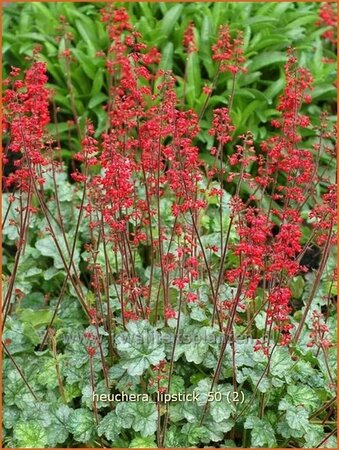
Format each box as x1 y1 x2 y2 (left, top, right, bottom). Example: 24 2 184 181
2 1 336 161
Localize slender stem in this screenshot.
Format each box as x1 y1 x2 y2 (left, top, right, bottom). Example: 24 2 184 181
198 62 221 120
94 321 110 389
234 343 278 422
160 269 184 447
51 332 67 403
89 355 99 425
315 428 337 448
2 341 40 401
294 223 333 344
39 166 89 347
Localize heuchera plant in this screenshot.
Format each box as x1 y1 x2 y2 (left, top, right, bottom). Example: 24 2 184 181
2 4 337 449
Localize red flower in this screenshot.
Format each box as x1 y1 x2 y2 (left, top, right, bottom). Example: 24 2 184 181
316 3 337 44
209 107 234 145
3 60 51 191
212 25 246 74
183 22 197 53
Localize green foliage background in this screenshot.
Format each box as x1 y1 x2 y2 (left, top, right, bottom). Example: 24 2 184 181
2 2 337 449
3 2 336 154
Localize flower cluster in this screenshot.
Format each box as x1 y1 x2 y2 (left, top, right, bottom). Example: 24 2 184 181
212 25 246 74
307 310 333 350
224 48 335 348
149 360 168 393
3 59 51 191
183 22 197 53
316 2 337 44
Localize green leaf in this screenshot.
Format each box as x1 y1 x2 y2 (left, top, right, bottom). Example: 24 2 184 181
270 346 294 380
170 390 201 423
14 420 48 448
186 51 201 108
133 404 157 436
184 339 208 364
3 406 20 430
97 411 122 442
116 401 157 437
277 402 310 438
237 366 270 393
41 55 66 86
249 36 290 52
109 363 140 391
203 417 234 442
290 276 305 299
82 380 110 409
67 408 96 443
18 309 54 328
181 423 210 445
245 15 279 25
159 42 173 71
35 234 80 270
311 84 336 101
3 317 40 354
71 48 96 79
235 340 265 367
285 383 319 411
164 426 187 447
304 424 336 448
194 379 234 421
17 32 54 44
46 405 72 446
31 2 56 23
200 15 214 78
88 93 108 110
116 320 166 376
75 19 96 56
248 51 286 72
285 384 320 411
173 325 214 364
169 375 185 394
210 397 233 422
286 406 309 433
160 5 183 37
91 69 104 95
94 105 108 137
130 436 157 448
190 305 207 322
244 416 277 447
138 3 153 21
36 358 59 388
48 121 73 137
285 14 318 29
64 384 81 403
